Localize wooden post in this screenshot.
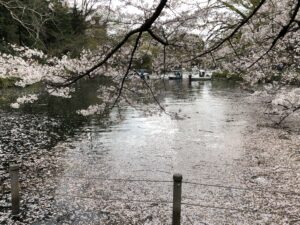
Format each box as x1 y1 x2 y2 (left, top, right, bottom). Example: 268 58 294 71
172 173 182 225
10 164 20 215
188 74 192 84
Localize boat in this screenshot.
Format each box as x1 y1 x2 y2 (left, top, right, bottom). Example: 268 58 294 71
137 69 150 79
169 70 183 80
189 69 212 81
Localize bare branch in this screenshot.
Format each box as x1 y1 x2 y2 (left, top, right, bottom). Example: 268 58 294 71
147 29 168 46
112 31 143 108
277 105 300 125
141 76 166 112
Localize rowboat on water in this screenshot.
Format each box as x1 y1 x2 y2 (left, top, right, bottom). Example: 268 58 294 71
168 70 183 80
189 69 212 81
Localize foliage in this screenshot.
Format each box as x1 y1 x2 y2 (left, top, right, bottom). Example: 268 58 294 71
0 0 107 56
0 77 20 88
212 71 243 81
0 0 299 123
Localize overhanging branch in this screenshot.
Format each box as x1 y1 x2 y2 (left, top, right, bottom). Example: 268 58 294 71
247 0 300 69
61 0 168 87
186 0 267 63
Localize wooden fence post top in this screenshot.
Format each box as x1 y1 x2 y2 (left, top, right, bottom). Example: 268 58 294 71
9 164 20 215
173 173 182 182
10 164 19 171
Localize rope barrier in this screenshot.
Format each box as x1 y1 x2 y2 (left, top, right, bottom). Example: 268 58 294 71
181 202 296 217
55 193 172 205
5 165 300 224
61 175 300 197
54 193 299 217
183 181 300 197
62 175 173 184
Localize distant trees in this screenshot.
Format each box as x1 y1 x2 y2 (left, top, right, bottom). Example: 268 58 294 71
0 0 107 56
0 0 45 51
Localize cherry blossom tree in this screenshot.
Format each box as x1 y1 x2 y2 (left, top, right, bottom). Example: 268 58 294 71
1 0 299 123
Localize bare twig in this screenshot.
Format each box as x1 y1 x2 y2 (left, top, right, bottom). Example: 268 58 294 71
112 32 143 108
141 76 166 112
276 105 300 125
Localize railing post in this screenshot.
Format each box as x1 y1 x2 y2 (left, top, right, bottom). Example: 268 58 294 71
10 164 20 215
172 173 182 225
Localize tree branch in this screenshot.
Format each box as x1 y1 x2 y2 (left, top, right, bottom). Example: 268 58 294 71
111 32 143 108
247 0 300 69
147 29 168 46
186 0 267 62
61 0 168 87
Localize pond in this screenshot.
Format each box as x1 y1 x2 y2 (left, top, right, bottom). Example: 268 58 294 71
1 79 299 224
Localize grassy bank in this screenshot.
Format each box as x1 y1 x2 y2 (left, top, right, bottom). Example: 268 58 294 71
0 77 20 88
212 71 243 81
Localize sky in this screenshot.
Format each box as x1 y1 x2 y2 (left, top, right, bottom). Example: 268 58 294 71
66 0 224 37
66 0 212 14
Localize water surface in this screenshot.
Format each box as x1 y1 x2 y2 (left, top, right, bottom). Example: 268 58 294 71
51 80 257 224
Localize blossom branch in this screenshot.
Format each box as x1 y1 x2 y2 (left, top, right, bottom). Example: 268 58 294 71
60 0 168 87
186 0 267 62
247 0 300 69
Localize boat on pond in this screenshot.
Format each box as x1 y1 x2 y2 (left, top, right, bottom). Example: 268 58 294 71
189 69 212 81
168 70 183 80
137 69 151 79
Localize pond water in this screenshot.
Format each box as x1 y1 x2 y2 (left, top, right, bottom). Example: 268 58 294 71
50 80 259 224
3 79 293 224
60 80 249 181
